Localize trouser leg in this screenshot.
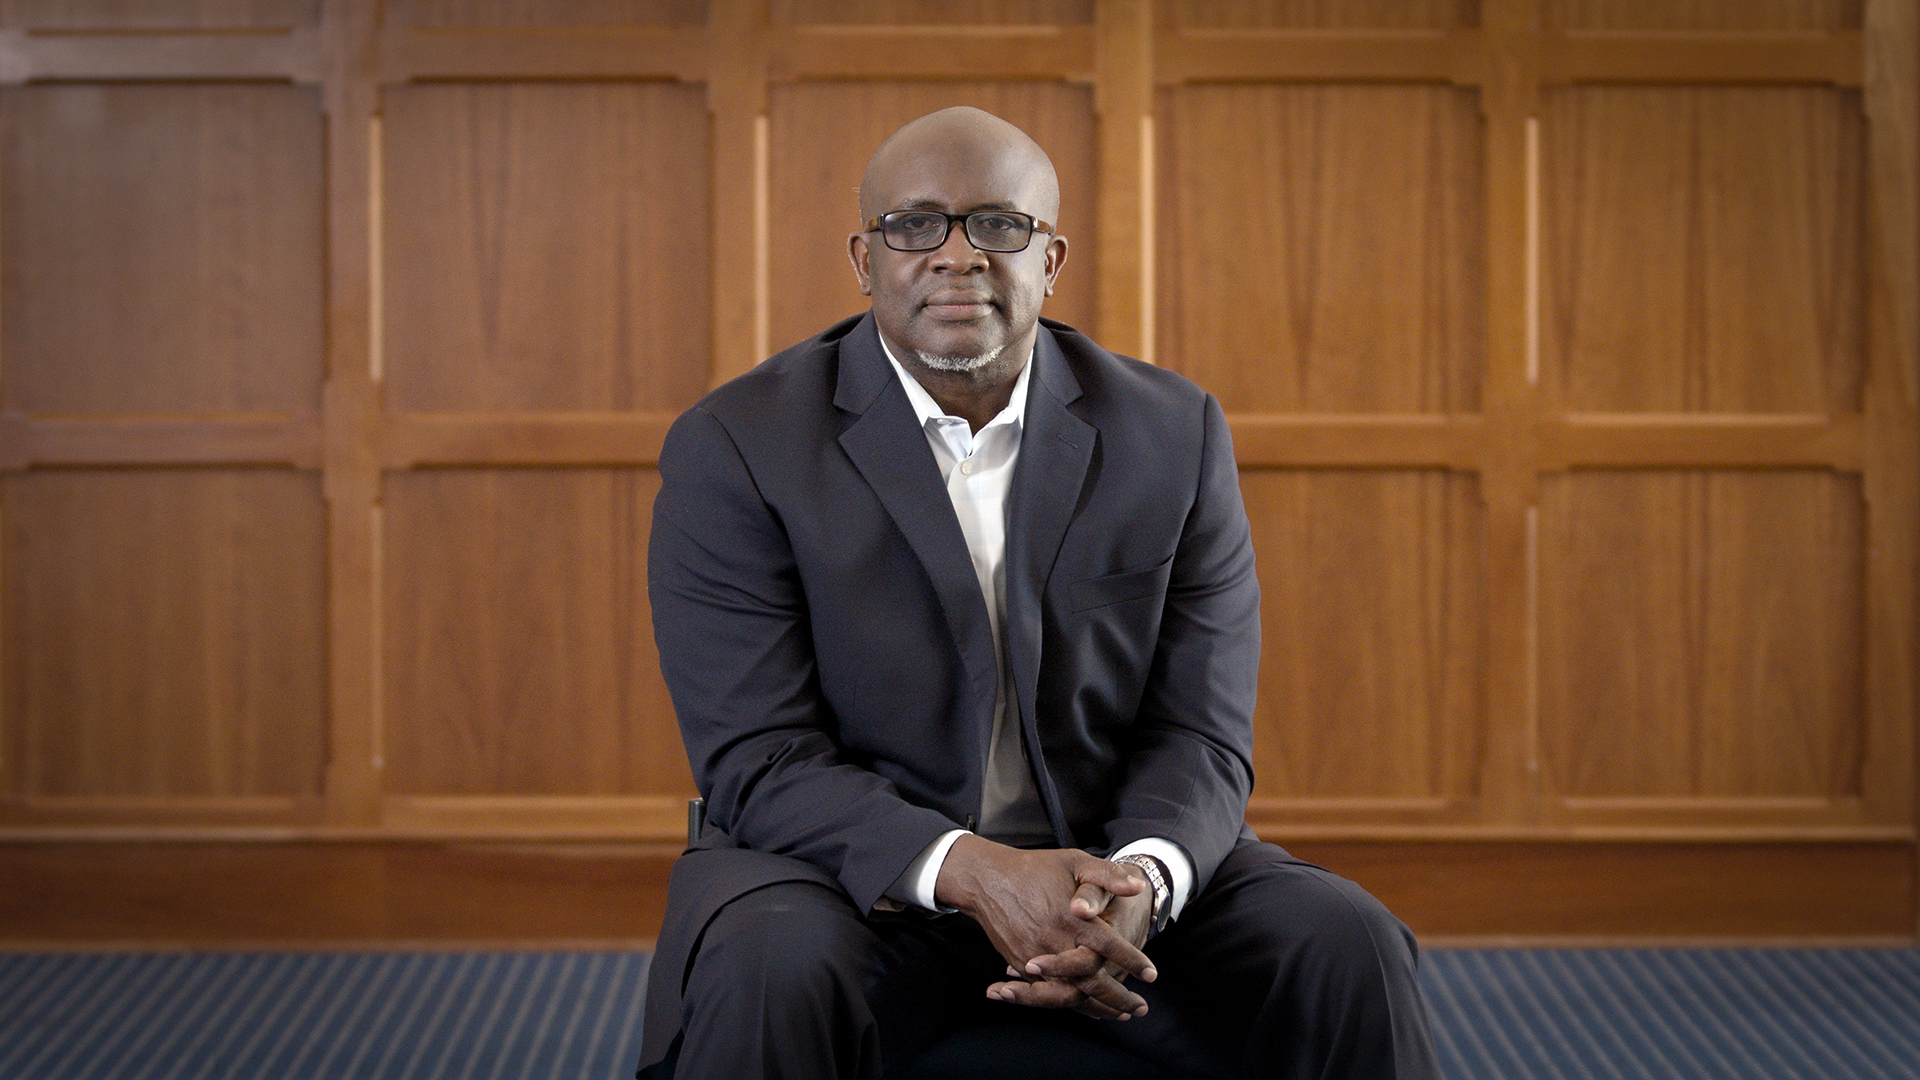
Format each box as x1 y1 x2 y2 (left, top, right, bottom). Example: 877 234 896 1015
1104 841 1441 1080
671 880 1002 1080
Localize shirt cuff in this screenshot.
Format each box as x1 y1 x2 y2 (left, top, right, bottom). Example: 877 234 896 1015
1111 838 1195 922
883 828 968 912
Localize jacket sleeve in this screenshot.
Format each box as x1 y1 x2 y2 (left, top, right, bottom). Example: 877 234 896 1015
1100 392 1260 895
648 405 960 913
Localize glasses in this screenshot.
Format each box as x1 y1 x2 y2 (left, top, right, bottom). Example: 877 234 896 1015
864 209 1055 253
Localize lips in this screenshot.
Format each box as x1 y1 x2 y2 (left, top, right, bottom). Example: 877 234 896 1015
921 293 995 320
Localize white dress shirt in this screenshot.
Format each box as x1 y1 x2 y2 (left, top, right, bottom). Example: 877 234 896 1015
876 336 1194 921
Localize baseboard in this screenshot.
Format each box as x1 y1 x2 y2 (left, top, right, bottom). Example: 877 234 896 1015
1 837 1911 946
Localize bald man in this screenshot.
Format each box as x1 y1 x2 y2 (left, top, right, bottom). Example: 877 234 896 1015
637 107 1439 1079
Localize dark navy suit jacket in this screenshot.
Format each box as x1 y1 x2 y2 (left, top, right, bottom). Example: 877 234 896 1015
637 313 1260 1072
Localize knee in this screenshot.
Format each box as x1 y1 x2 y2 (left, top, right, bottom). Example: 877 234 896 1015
685 884 865 1005
1284 872 1420 987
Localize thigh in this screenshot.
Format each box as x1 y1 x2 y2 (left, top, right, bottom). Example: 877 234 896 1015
1105 841 1433 1079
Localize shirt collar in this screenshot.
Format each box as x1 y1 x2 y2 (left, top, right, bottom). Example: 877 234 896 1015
878 332 1032 435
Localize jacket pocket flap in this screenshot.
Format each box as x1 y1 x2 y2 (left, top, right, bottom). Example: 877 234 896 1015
1068 555 1174 613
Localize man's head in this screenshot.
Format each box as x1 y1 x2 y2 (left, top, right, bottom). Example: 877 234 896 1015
848 107 1068 375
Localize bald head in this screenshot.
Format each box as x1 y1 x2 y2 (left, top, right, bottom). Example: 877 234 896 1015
858 107 1060 224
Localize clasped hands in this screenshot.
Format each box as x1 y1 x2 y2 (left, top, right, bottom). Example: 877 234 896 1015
933 833 1158 1020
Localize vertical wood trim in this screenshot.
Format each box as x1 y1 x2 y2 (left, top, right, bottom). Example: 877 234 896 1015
753 112 770 365
1863 0 1920 934
368 115 384 385
320 0 381 826
710 0 767 386
1525 115 1540 387
1477 0 1543 826
1094 0 1151 357
1138 111 1155 365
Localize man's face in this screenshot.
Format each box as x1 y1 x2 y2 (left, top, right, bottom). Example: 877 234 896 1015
848 143 1067 369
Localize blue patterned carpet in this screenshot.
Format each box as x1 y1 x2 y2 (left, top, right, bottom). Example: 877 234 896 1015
1 948 1917 1079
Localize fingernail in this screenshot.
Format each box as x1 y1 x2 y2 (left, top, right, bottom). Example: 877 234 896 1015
1142 966 1158 981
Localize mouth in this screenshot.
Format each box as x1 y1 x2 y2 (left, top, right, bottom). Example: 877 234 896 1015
920 293 996 321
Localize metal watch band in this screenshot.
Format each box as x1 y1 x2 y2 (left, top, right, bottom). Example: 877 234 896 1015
1113 853 1172 936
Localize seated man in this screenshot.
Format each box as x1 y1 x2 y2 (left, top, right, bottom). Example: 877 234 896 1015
637 106 1438 1079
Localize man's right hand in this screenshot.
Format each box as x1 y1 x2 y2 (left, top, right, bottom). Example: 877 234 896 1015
933 834 1157 1019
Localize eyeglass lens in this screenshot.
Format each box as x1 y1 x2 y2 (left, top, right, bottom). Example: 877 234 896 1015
882 211 1035 253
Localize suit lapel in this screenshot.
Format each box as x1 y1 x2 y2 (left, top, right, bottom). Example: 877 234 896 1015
834 317 1000 700
1003 328 1096 840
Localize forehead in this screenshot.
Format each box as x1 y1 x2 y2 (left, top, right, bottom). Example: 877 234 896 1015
867 138 1048 215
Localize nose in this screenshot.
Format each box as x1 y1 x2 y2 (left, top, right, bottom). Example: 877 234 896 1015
927 219 988 273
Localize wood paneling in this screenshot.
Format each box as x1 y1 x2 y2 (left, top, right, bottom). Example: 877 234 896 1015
772 0 1089 23
0 0 315 28
382 81 710 414
1169 0 1473 28
1539 471 1866 799
386 0 704 26
1542 86 1866 414
0 0 1910 942
1242 470 1484 803
1545 0 1860 31
0 83 324 415
382 468 687 798
2 469 327 801
1156 83 1484 412
765 80 1097 351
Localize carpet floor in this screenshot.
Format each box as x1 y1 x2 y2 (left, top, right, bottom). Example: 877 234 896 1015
2 947 1916 1078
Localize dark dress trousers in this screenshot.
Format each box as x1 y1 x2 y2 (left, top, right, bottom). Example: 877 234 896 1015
637 314 1437 1079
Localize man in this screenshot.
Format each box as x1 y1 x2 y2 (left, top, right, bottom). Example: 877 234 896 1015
637 106 1437 1079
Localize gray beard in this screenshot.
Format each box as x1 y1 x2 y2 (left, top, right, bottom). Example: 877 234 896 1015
914 344 1005 372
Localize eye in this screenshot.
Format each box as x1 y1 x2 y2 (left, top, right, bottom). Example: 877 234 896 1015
889 212 946 232
971 213 1023 233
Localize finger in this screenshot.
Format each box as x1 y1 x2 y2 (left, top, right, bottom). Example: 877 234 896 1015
1072 917 1158 983
987 979 1082 1010
1072 856 1146 897
1023 946 1103 980
1069 880 1112 919
1074 971 1149 1018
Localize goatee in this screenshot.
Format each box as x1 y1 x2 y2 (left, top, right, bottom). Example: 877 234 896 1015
914 344 1005 373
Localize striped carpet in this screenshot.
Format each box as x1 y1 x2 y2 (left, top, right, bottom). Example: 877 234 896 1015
2 948 1917 1079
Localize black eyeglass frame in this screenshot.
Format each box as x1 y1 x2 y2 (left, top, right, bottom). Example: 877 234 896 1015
862 209 1057 253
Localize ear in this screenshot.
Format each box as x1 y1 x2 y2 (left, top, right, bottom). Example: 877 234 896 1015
848 232 873 296
1041 234 1068 297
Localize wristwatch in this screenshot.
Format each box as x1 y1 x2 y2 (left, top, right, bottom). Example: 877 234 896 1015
1112 853 1173 937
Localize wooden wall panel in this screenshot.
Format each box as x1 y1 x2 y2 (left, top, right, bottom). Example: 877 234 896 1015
1542 86 1866 414
1545 0 1859 31
1539 470 1866 799
772 0 1088 21
382 468 687 798
0 0 315 28
382 81 710 414
2 469 327 801
765 80 1097 354
1241 469 1484 801
1168 0 1474 28
1155 83 1484 413
386 0 703 25
0 83 324 415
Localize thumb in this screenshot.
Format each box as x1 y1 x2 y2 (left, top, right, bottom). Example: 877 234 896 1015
1073 854 1146 897
1069 881 1112 919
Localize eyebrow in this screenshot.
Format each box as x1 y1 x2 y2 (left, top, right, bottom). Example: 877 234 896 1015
892 198 1022 213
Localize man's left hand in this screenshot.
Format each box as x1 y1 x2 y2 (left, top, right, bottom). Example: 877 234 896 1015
986 861 1157 1019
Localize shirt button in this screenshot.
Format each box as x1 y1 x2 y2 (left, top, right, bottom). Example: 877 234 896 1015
960 461 974 476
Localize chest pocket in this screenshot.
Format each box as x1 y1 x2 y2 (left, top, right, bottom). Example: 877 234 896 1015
1067 554 1174 613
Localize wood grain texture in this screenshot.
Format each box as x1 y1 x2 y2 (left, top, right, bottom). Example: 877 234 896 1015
772 0 1088 23
382 81 710 414
0 0 314 28
386 0 704 26
1241 469 1485 801
1155 83 1484 412
2 470 327 800
1545 0 1860 31
764 80 1096 352
1168 0 1474 28
381 468 690 799
0 83 324 414
1538 470 1866 800
1542 85 1866 414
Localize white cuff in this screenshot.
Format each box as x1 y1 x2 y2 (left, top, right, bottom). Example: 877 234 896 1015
1111 838 1195 921
884 828 968 912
